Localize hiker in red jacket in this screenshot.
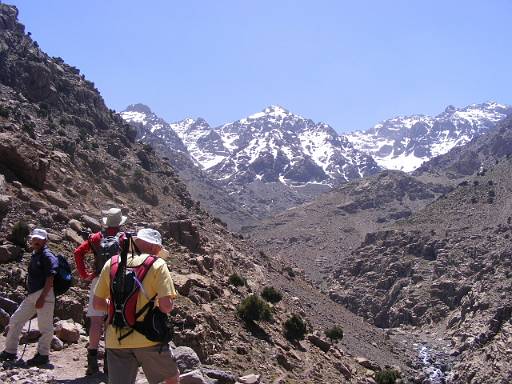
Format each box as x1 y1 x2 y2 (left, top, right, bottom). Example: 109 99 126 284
74 208 127 375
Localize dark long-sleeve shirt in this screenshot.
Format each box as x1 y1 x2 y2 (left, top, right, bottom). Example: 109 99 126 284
27 245 58 294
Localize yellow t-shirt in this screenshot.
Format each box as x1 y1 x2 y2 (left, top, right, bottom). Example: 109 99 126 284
94 253 177 349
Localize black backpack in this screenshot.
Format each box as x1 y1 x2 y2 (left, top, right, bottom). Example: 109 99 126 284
54 254 73 296
90 232 123 275
109 236 174 344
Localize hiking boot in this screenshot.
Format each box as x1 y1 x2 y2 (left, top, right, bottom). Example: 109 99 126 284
26 353 49 366
0 351 17 361
103 350 108 375
86 350 99 375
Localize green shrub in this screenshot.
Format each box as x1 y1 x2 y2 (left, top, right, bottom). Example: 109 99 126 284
228 273 246 287
0 106 9 118
237 294 272 322
283 266 295 278
375 369 401 384
284 314 307 341
22 121 36 137
10 221 30 246
325 325 344 342
261 286 282 303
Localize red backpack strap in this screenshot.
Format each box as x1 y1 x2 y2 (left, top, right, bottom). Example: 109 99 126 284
135 255 158 282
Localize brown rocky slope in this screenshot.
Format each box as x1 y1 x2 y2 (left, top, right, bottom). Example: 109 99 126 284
249 118 512 383
0 3 414 383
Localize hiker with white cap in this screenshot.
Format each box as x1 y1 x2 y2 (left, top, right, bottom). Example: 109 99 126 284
74 207 127 375
93 228 179 384
0 228 58 366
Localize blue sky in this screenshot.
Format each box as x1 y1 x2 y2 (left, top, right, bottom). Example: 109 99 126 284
8 0 512 132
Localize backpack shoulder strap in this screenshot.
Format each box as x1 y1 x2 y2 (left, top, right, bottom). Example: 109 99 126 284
134 255 158 282
109 255 120 281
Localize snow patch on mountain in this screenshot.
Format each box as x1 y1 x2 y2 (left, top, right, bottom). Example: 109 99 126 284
347 102 511 172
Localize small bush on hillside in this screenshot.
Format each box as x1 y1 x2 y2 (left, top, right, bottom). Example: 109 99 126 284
283 266 295 278
375 369 401 384
0 106 10 118
237 294 272 323
325 325 344 342
284 314 307 341
228 273 246 287
261 286 282 303
22 121 36 138
10 221 30 246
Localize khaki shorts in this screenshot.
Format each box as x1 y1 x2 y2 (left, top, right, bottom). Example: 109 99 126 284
87 277 107 317
107 344 179 384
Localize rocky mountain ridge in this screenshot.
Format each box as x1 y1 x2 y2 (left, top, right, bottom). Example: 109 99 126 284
347 102 510 172
121 104 381 229
121 104 381 187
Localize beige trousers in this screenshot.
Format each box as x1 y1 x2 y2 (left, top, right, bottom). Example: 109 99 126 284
4 289 55 356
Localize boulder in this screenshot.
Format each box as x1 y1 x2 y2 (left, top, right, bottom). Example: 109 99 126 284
334 362 352 380
0 296 19 314
237 374 260 384
276 352 294 371
173 274 211 297
64 228 83 245
68 219 82 232
355 357 380 371
51 335 64 351
44 190 69 208
202 368 237 384
29 199 50 210
82 215 101 232
307 334 331 352
173 346 202 373
179 369 210 384
0 194 10 214
54 319 82 343
0 244 23 263
54 297 84 323
160 219 201 252
0 133 50 190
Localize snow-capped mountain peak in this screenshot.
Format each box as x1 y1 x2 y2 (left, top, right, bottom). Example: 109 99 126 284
120 103 189 153
121 104 381 186
347 101 511 172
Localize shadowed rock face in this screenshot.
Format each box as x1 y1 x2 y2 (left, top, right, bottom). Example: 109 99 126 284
0 133 49 189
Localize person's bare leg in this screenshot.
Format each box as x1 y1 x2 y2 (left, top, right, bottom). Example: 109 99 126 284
88 316 103 349
86 316 103 375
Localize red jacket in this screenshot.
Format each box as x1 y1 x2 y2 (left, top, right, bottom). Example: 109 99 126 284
74 227 124 280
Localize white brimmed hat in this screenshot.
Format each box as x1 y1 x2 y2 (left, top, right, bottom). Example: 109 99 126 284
102 208 127 227
30 228 48 240
136 228 162 246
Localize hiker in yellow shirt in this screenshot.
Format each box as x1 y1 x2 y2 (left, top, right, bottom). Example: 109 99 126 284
93 228 179 384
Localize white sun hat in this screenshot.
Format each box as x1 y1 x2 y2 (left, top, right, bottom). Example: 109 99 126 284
30 228 48 240
136 228 162 246
102 207 127 227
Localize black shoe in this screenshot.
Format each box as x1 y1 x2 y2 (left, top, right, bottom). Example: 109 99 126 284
26 353 49 366
0 351 17 361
